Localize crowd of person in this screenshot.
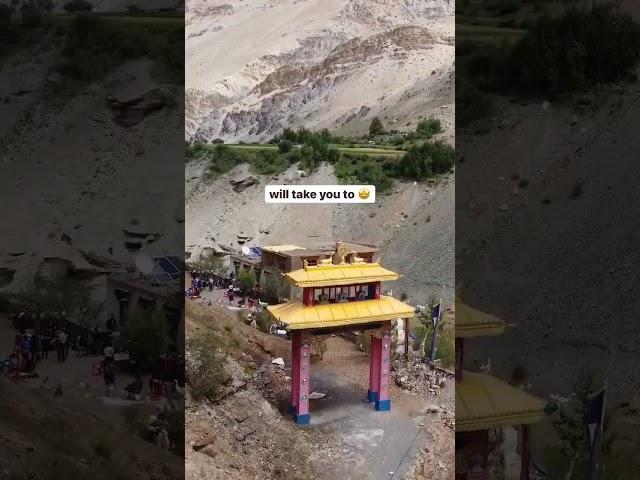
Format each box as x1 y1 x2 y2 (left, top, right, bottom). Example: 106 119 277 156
4 311 119 378
5 310 185 403
185 271 228 298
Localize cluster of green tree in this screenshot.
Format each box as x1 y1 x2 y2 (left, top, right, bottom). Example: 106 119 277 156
368 116 443 141
187 143 300 178
58 16 183 84
272 126 336 145
0 0 54 58
188 118 452 191
458 3 640 125
337 117 452 188
1 5 182 83
334 155 394 192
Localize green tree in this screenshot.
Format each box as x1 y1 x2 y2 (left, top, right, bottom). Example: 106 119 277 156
261 272 286 304
237 269 256 293
369 117 385 136
124 309 169 369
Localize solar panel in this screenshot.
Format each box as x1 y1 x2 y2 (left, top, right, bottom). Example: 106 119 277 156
149 256 182 284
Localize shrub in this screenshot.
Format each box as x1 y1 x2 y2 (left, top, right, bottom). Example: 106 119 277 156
278 139 293 153
390 135 404 146
354 160 392 192
186 332 230 402
250 149 288 175
395 140 454 180
369 116 385 135
206 144 250 176
212 137 224 144
416 117 442 138
252 310 272 333
456 76 492 126
63 0 93 12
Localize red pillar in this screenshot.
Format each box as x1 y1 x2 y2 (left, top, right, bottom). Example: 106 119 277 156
368 335 381 402
290 330 300 413
375 323 392 411
291 330 311 424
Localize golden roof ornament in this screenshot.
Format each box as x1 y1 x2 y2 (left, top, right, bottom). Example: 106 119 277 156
337 242 347 264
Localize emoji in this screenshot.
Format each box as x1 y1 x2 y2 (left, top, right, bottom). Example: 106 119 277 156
358 188 370 200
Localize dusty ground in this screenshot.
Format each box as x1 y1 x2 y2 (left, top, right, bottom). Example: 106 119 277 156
457 55 640 476
185 0 454 142
185 300 453 480
186 161 455 304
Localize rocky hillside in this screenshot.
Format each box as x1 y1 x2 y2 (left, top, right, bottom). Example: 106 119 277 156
185 161 454 304
457 79 640 398
0 377 183 480
0 29 184 295
186 0 454 143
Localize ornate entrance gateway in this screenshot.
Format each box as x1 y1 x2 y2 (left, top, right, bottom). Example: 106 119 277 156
267 242 415 424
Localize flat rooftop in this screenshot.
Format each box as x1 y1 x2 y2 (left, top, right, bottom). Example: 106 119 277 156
262 242 378 258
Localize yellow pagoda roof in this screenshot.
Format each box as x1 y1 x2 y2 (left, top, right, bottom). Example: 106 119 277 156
285 262 398 287
455 301 505 338
456 371 547 432
266 295 415 330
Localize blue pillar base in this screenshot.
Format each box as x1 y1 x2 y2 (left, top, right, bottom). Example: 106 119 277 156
289 405 296 414
294 413 311 425
375 399 391 411
367 390 378 403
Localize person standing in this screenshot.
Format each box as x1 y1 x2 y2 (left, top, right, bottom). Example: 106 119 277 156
56 330 68 362
20 334 32 372
103 357 116 397
31 332 40 369
107 314 116 332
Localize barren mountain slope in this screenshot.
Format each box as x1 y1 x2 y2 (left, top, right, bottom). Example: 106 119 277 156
185 161 454 304
457 79 640 398
186 0 454 142
0 42 184 294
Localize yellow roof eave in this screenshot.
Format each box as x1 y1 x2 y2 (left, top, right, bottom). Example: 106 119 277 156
456 371 547 432
455 301 506 338
266 295 415 330
285 262 399 287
